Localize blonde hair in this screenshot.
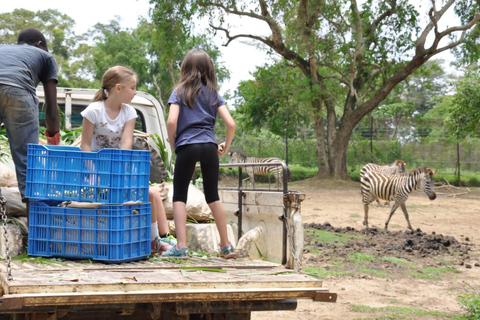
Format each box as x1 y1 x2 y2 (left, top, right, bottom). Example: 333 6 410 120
93 66 138 102
176 50 218 108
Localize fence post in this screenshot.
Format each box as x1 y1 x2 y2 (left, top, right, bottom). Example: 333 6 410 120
457 142 461 185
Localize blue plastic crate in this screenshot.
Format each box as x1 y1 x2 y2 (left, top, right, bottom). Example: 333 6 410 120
26 145 151 203
27 201 152 263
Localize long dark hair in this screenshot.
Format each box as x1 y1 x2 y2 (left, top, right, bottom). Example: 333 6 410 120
176 50 218 108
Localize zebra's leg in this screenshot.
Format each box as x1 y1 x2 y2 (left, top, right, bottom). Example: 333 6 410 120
362 196 376 233
363 203 370 232
384 202 400 231
400 203 414 232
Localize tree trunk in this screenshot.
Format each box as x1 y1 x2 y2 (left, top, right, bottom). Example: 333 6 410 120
313 103 329 178
328 132 351 180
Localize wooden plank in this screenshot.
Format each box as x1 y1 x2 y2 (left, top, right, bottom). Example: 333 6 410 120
2 287 332 309
1 267 322 295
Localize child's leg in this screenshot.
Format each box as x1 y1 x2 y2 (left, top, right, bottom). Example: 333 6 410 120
171 144 198 249
173 201 188 248
208 200 230 247
201 143 232 248
149 186 169 235
148 188 160 241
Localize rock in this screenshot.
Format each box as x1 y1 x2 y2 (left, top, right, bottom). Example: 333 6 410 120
0 187 26 217
0 223 24 257
163 183 213 222
0 162 17 187
185 223 237 254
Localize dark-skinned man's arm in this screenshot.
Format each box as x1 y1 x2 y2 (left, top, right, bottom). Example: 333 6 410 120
43 79 60 144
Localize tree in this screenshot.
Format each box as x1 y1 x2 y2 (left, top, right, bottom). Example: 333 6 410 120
446 70 480 138
151 0 480 179
0 9 80 87
372 60 449 140
236 61 312 139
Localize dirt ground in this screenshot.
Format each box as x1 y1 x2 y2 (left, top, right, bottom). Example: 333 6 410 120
252 178 480 320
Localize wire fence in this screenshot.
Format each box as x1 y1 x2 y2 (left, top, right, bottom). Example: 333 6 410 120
215 117 480 183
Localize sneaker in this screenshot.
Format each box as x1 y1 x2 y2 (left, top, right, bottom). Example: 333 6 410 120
161 245 188 257
161 234 177 246
219 243 236 259
151 236 173 253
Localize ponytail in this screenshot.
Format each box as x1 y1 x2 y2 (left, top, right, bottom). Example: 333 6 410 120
93 87 109 102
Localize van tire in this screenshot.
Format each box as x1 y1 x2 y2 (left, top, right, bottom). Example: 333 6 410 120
132 136 167 183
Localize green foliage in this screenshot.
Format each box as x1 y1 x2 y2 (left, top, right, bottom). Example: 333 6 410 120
0 8 85 88
446 71 480 138
235 61 313 138
151 133 171 174
287 164 317 181
459 287 480 320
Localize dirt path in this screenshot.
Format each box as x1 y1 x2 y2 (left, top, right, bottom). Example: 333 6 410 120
252 179 480 319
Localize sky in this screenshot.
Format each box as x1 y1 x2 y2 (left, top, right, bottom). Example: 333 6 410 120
1 1 460 99
1 0 270 99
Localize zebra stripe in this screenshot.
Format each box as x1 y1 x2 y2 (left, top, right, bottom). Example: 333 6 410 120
229 152 287 188
360 160 408 206
360 166 437 232
360 160 407 179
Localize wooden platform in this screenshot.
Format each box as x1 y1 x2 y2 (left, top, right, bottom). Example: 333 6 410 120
0 256 334 310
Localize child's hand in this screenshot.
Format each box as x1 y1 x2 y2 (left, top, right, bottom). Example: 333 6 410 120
218 142 227 156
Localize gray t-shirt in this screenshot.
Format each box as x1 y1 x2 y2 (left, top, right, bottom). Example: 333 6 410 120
168 85 226 149
0 44 58 94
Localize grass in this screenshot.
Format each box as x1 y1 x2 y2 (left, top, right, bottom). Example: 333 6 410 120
350 304 463 319
408 266 460 280
381 256 409 264
305 228 365 244
356 266 391 278
349 252 376 263
303 267 352 279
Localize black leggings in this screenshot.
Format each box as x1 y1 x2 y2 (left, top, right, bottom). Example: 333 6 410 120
173 143 220 204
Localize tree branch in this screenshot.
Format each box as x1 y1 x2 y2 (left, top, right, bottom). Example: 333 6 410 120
365 0 397 38
416 0 454 52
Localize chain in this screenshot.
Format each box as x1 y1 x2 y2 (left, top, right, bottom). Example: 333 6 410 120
283 194 302 272
0 196 12 281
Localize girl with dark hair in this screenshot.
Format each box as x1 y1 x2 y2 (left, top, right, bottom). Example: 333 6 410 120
163 50 236 258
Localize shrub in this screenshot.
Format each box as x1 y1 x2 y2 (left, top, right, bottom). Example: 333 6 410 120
458 290 480 319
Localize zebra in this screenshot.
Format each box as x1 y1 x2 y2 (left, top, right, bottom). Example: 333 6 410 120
360 160 408 206
360 160 408 179
360 166 437 233
228 152 288 188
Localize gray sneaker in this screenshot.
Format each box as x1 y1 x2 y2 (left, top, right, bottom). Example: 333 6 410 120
219 244 236 259
162 245 188 257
